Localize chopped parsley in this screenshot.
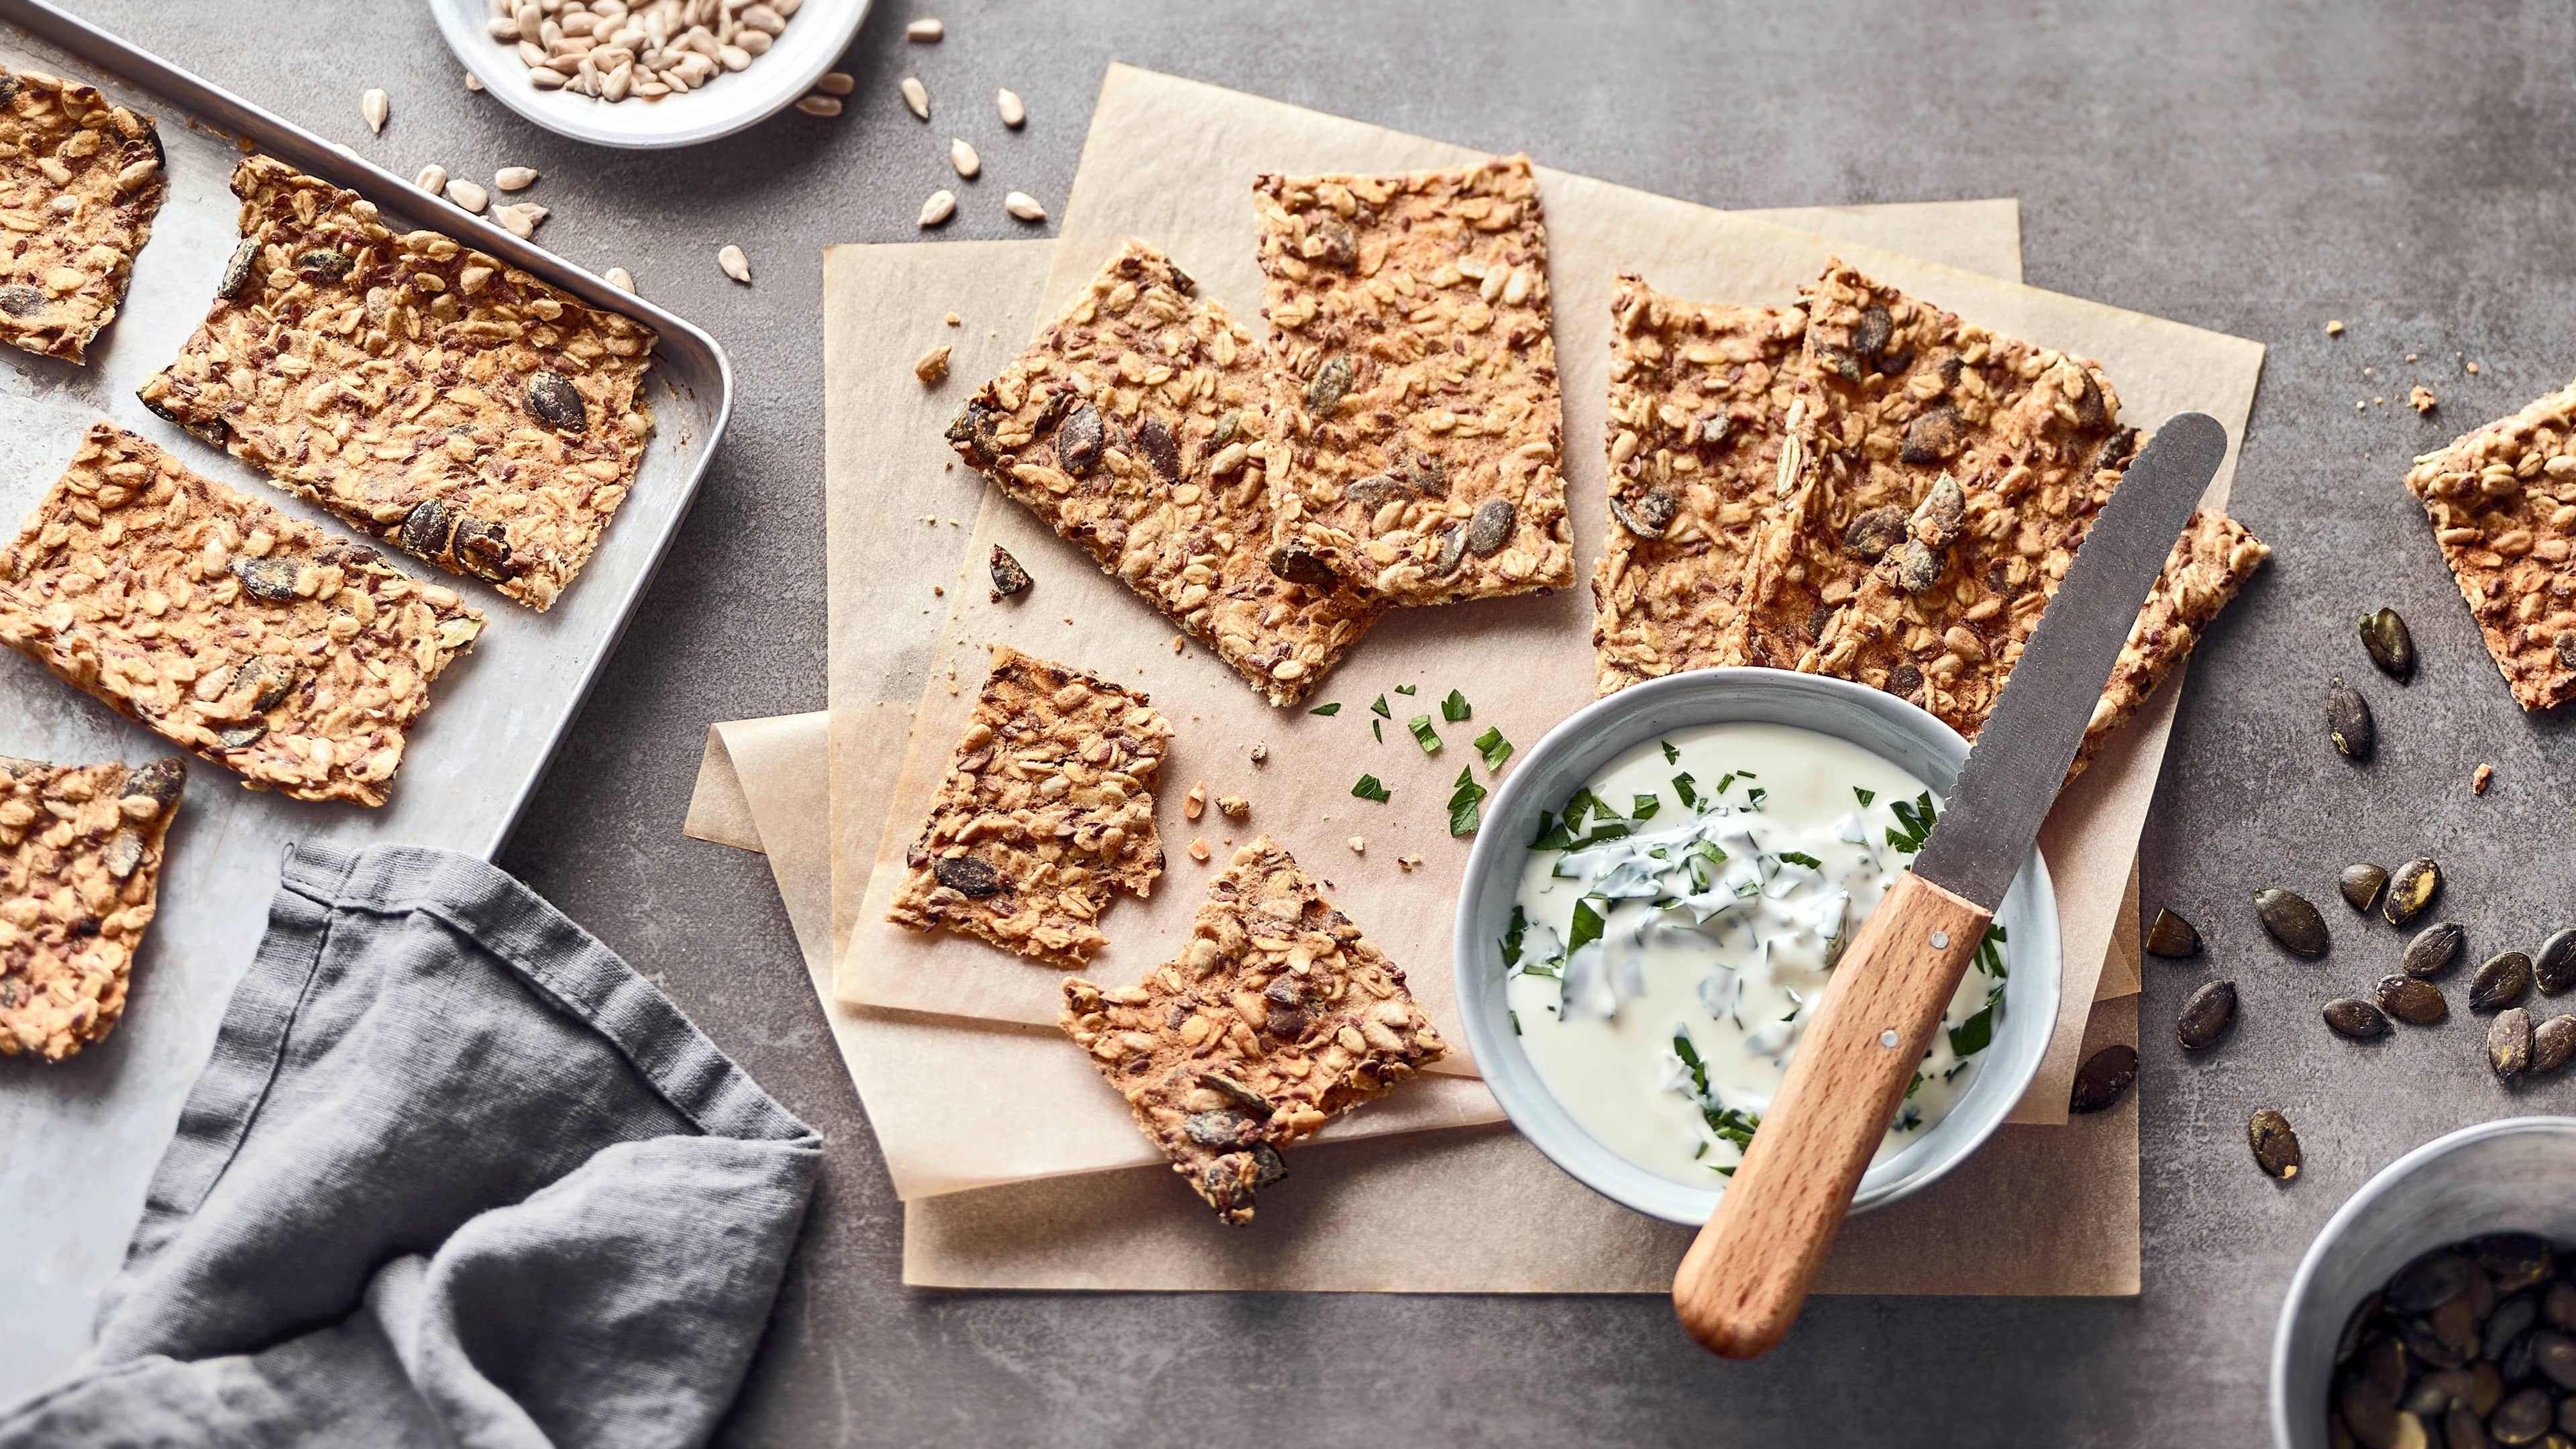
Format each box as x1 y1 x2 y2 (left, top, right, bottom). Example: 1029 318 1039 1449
1672 772 1699 809
1370 694 1391 718
1660 739 1680 765
1441 689 1471 722
1776 850 1823 869
1474 727 1514 771
1408 714 1443 753
1350 773 1391 803
1448 765 1487 836
1854 786 1876 806
1308 702 1341 716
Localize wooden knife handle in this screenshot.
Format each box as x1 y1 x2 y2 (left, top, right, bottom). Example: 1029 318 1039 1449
1670 870 1992 1358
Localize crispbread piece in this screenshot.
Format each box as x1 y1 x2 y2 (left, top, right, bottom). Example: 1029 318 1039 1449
2072 510 2271 775
136 155 656 611
1253 154 1572 605
0 422 484 807
1059 835 1445 1224
888 646 1173 968
0 755 183 1061
1737 258 2133 670
1591 276 1807 693
0 66 165 364
2403 380 2576 710
945 240 1383 706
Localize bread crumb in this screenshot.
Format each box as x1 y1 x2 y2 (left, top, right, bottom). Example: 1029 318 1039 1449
914 343 951 384
1183 783 1206 820
2410 385 2437 415
2468 361 2481 374
2475 763 2493 795
931 584 943 596
1249 743 1269 765
2325 319 2345 335
1171 634 1185 653
1346 836 1365 854
2406 352 2419 362
1187 837 1211 863
945 311 961 326
1216 794 1249 820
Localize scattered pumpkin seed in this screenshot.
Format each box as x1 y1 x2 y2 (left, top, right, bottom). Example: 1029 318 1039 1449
2070 1044 2139 1113
2257 887 2330 957
2325 997 2392 1040
2177 980 2239 1051
2471 952 2534 1012
2361 607 2417 682
2534 1016 2576 1074
2145 906 2202 959
2536 930 2576 995
2385 858 2443 926
2328 679 2376 759
2378 974 2449 1026
987 545 1030 600
2341 863 2390 913
2491 1007 2535 1079
2250 1108 2302 1180
2404 922 2467 979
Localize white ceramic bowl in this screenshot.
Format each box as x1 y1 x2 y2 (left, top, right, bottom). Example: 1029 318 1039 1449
428 0 870 149
2270 1118 2576 1448
1452 667 2062 1226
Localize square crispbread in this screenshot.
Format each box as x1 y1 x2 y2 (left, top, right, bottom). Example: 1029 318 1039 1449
2404 380 2576 710
1591 275 1808 694
945 239 1383 706
0 755 183 1061
1059 835 1446 1224
1737 258 2135 672
0 66 164 364
0 422 485 807
1252 154 1573 606
136 156 655 611
888 646 1173 969
2073 508 2271 775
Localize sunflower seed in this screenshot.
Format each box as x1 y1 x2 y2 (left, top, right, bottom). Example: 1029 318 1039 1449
2249 1108 2302 1180
494 202 546 239
2069 1044 2138 1113
465 70 482 91
2491 1008 2535 1079
495 166 539 191
2534 1015 2576 1074
361 87 388 133
2324 997 2391 1040
796 94 842 117
2177 980 2238 1050
415 163 449 194
2341 863 2388 913
2256 888 2329 957
718 244 751 283
603 266 634 292
2385 858 2443 926
1005 190 1046 222
949 137 980 177
913 345 951 384
918 189 956 227
215 236 260 301
445 178 489 214
2327 679 2375 759
902 75 929 120
907 16 943 41
2404 922 2466 978
2471 952 2532 1012
1054 404 1104 475
997 87 1025 126
2145 906 2202 958
2378 974 2449 1026
2361 607 2416 682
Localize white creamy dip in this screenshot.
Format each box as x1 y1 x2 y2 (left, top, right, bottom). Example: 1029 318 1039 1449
1502 722 2006 1189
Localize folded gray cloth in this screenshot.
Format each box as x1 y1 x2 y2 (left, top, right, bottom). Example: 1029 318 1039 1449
0 842 821 1449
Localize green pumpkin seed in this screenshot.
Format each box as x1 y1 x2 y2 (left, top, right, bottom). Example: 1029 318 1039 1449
2384 858 2442 927
2471 952 2534 1013
2534 1016 2576 1075
2257 888 2330 957
2324 997 2391 1040
2327 679 2376 759
2069 1044 2138 1114
2536 929 2576 994
2403 921 2466 979
2177 980 2237 1050
2145 906 2202 959
1306 355 1352 416
2378 974 2449 1026
2491 1008 2535 1079
2341 863 2389 913
2249 1108 2302 1180
2360 607 2417 682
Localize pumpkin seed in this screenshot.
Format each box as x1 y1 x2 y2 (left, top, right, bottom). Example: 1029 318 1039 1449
2390 1251 2476 1313
2325 997 2392 1040
2258 887 2330 957
2377 975 2449 1026
2069 1044 2138 1113
0 283 42 316
523 370 586 431
2492 1008 2536 1079
2536 930 2576 995
1844 504 1909 561
2493 1387 2553 1444
2341 863 2390 913
1895 538 1946 594
931 855 1004 897
2385 858 2443 926
2249 1108 2302 1179
2488 1293 2544 1358
1267 542 1339 592
1306 355 1352 416
2177 979 2238 1050
2361 607 2417 682
215 235 260 301
119 759 184 816
2535 1016 2576 1075
987 545 1030 600
102 828 144 881
2404 922 2467 979
2145 906 2202 958
1466 498 1516 556
2328 679 2376 759
1054 403 1103 475
2471 952 2534 1013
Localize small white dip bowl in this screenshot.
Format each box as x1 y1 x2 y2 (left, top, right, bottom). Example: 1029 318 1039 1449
1452 667 2062 1226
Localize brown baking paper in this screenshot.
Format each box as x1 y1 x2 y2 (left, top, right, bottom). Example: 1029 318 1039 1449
833 66 2234 1123
690 711 2139 1293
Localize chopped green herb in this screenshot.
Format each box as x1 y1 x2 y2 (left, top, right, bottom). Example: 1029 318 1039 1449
1672 1028 1710 1096
1509 1010 1521 1036
1631 793 1662 821
1735 770 1759 780
1660 739 1680 765
1562 788 1607 827
1408 714 1443 753
1776 850 1822 869
1744 787 1768 810
1672 772 1699 809
1530 810 1573 851
1520 961 1562 979
1887 792 1939 853
1715 773 1737 795
1907 1071 1924 1099
1947 988 2000 1059
1976 922 2009 978
1309 702 1342 716
1500 905 1527 967
1442 689 1471 722
1474 727 1514 771
1576 820 1633 848
1394 684 1417 696
1686 839 1729 891
1372 718 1383 744
1704 1106 1761 1150
1371 694 1391 718
1854 786 1876 806
1448 766 1487 837
1566 897 1607 957
1351 773 1391 803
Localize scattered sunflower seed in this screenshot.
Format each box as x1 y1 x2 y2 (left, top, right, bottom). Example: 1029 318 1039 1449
2340 863 2388 913
603 266 635 292
718 244 751 284
2359 607 2416 682
2403 921 2467 979
2536 928 2576 995
2256 888 2330 957
2177 981 2237 1051
362 87 388 133
997 87 1025 126
2324 997 2391 1040
2471 951 2533 1012
918 189 956 227
2491 1008 2536 1078
913 344 951 384
2145 907 2202 959
494 201 547 239
1005 190 1046 222
2249 1108 2302 1180
816 71 855 97
445 177 490 214
2384 858 2443 926
2326 678 2375 759
2377 974 2449 1026
987 545 1030 600
2535 1015 2576 1074
2069 1044 2139 1113
949 137 979 177
464 70 483 91
415 163 449 194
906 16 944 41
796 94 843 117
902 76 929 120
1347 836 1364 855
495 166 539 191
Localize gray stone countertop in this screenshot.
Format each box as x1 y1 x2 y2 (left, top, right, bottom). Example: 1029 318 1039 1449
42 1 2576 1443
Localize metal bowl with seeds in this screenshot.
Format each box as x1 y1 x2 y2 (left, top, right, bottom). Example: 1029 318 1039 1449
428 0 869 149
1452 667 2062 1227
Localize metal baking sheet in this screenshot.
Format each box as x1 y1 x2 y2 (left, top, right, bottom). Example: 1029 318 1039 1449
0 0 732 1394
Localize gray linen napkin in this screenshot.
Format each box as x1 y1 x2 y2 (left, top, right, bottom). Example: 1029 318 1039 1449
0 842 821 1449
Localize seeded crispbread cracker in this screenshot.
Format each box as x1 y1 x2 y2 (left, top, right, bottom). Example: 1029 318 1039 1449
1737 258 2133 672
888 646 1173 969
0 423 485 807
945 239 1385 706
1252 154 1573 606
2071 508 2271 776
0 755 183 1061
1591 276 1809 693
0 65 165 365
1059 835 1446 1225
2403 380 2576 710
137 155 656 611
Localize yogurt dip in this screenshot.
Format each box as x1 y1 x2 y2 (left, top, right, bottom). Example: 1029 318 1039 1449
1501 721 2006 1189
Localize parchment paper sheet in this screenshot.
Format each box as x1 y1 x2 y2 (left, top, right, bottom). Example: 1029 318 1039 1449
689 712 2139 1294
832 66 2247 1124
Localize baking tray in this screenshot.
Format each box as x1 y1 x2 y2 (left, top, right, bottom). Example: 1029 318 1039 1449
0 0 732 1395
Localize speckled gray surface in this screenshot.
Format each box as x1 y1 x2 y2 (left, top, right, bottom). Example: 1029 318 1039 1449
34 1 2576 1444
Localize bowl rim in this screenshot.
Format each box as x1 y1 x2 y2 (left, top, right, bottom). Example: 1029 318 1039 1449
427 0 871 150
2267 1114 2576 1448
1451 665 2062 1227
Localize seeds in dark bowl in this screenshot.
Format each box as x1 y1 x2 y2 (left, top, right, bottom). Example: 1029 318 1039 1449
2385 858 2443 927
2536 929 2576 996
2377 975 2449 1026
2325 997 2392 1040
2328 679 2377 759
2491 1007 2535 1079
2178 981 2238 1051
2146 906 2202 959
2070 1044 2139 1114
2341 863 2390 914
2404 921 2467 979
2477 1233 2557 1289
2471 952 2534 1013
2250 1108 2302 1180
2536 1016 2576 1075
2492 1385 2553 1444
2258 888 2330 957
2360 606 2418 682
